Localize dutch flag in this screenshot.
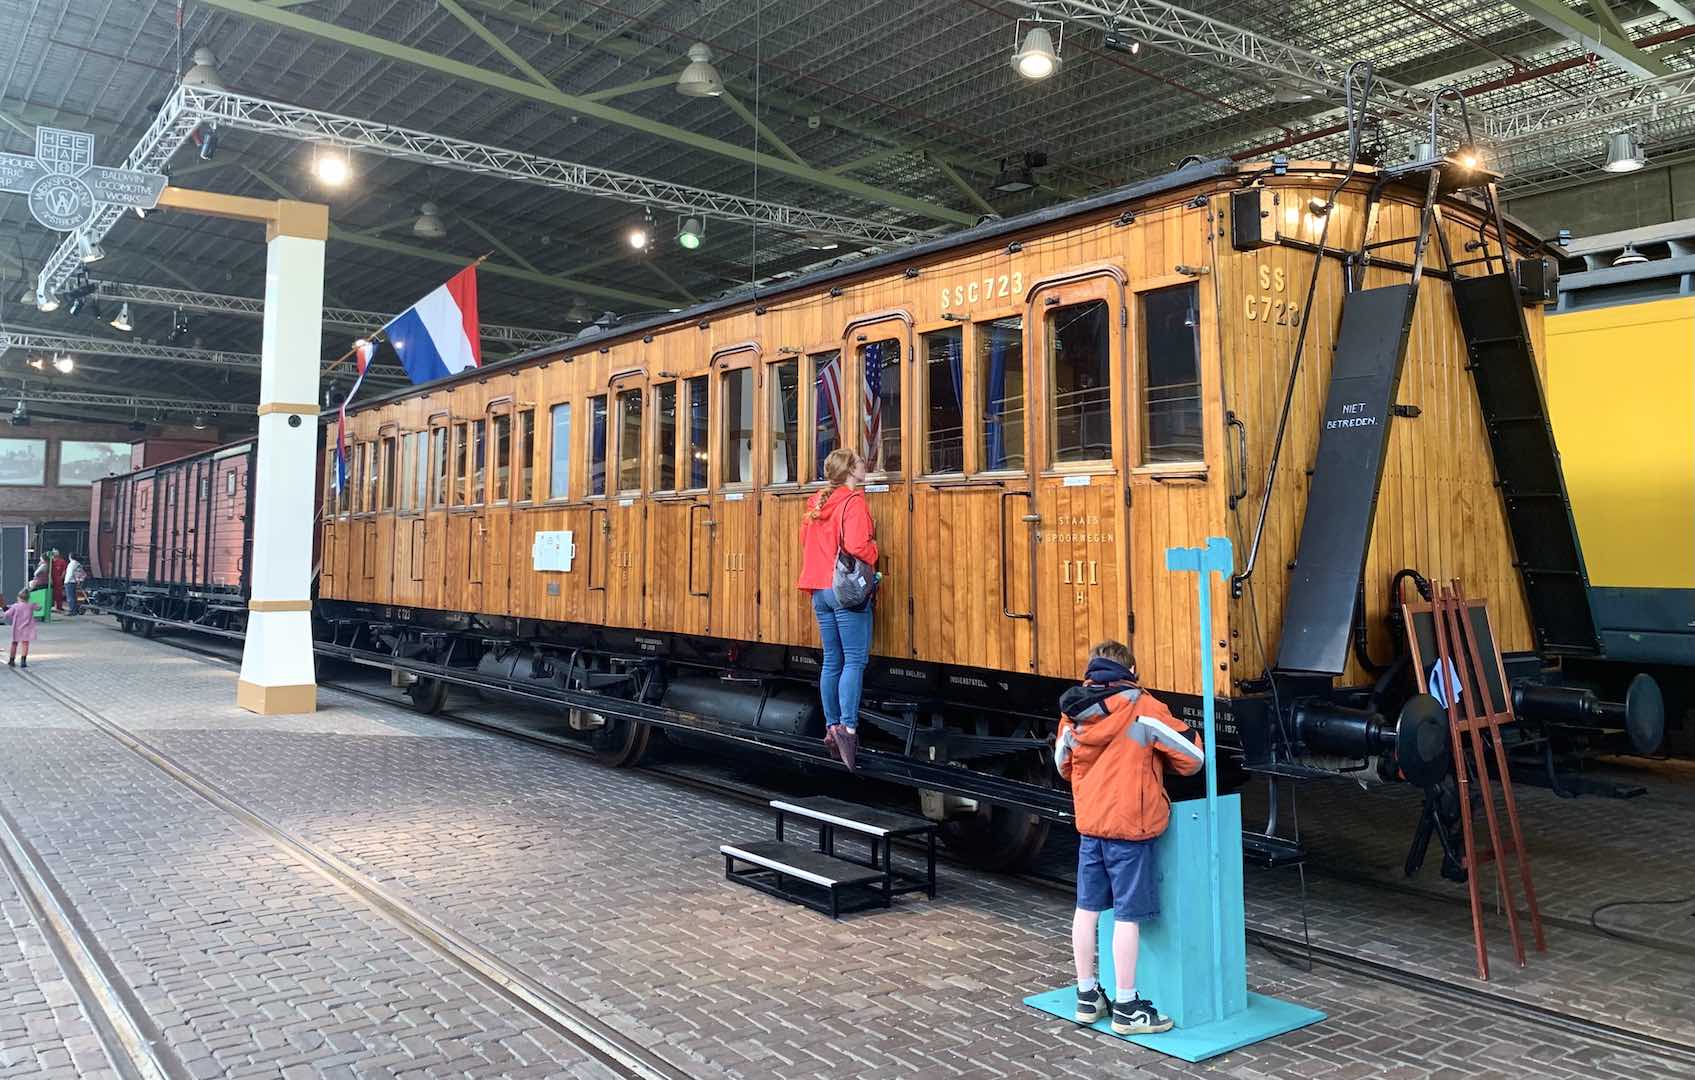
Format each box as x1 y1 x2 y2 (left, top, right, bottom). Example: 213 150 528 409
384 265 482 385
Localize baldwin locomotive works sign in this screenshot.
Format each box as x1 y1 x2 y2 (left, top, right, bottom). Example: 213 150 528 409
0 126 167 232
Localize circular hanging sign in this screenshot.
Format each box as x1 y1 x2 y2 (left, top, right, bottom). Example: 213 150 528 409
27 172 95 231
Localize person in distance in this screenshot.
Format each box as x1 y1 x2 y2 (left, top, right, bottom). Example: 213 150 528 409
1055 640 1204 1036
794 447 880 771
3 588 39 668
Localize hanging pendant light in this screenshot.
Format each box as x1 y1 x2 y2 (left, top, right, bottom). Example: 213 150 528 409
76 233 105 263
182 46 224 90
1613 244 1648 267
676 44 725 98
1012 24 1061 80
1603 131 1646 173
110 303 134 332
412 202 446 239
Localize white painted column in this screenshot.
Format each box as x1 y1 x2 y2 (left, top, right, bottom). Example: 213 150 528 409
238 207 327 715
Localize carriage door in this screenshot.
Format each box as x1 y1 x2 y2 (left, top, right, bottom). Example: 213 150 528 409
710 345 760 641
1126 274 1213 692
844 314 914 657
421 418 449 611
605 376 647 629
1029 272 1130 678
482 401 515 614
646 376 711 636
912 315 1035 672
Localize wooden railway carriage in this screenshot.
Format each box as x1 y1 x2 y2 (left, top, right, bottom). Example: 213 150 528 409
95 153 1660 868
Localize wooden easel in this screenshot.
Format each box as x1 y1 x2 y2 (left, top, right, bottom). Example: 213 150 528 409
1403 581 1546 979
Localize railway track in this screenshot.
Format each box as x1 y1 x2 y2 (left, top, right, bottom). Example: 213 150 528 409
7 658 690 1080
97 624 1695 1070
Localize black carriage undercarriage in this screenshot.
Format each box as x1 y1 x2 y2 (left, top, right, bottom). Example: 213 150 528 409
92 579 1664 873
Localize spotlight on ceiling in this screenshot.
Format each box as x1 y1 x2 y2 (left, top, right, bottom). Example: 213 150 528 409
77 234 105 263
1613 244 1648 267
182 45 224 89
128 418 146 433
1101 32 1140 56
413 202 446 239
804 233 840 251
193 414 208 431
676 43 725 98
314 144 351 186
36 291 59 313
566 297 594 323
26 355 44 370
677 216 704 250
991 150 1047 194
67 294 84 317
52 354 74 375
10 399 28 427
1271 82 1314 104
1603 131 1646 174
169 308 191 343
627 225 649 251
1012 21 1062 81
1454 145 1481 170
110 302 134 332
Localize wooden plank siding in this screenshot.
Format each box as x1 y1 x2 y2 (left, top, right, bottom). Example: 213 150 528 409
324 163 1542 700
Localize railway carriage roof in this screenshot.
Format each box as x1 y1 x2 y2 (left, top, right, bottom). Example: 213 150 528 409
344 155 1542 417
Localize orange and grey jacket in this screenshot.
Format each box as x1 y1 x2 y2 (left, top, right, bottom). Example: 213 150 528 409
1056 685 1205 842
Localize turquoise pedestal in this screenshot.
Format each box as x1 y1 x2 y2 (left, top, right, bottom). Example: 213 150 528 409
1023 796 1325 1062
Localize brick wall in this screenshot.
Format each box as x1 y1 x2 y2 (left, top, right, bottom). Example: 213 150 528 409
0 418 226 531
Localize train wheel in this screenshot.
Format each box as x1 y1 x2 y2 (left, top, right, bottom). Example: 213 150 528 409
939 757 1052 873
407 676 448 714
584 710 652 767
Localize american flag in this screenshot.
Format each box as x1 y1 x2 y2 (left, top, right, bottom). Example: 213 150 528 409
862 342 882 466
818 354 842 433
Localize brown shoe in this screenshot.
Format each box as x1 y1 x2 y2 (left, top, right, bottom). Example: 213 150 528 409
838 727 859 771
824 724 841 760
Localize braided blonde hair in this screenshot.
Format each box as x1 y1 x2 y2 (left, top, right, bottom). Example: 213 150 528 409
805 447 864 523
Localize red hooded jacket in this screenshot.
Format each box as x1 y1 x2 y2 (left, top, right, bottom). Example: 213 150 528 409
795 486 879 591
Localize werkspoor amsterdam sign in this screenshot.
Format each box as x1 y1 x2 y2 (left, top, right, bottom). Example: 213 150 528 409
1 126 167 232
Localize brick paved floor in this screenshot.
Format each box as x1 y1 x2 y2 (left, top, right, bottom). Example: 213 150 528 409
2 617 1692 1079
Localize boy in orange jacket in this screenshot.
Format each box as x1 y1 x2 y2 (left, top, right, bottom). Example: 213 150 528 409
1055 641 1204 1035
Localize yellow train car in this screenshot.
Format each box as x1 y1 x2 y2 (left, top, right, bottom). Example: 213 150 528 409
1547 224 1695 748
246 154 1656 866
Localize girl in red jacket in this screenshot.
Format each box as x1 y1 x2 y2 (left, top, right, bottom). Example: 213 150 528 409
794 448 879 769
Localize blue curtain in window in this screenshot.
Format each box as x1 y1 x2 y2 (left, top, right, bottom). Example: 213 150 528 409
985 334 1010 469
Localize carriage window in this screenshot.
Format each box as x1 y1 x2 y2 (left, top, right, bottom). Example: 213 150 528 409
978 316 1025 471
1047 300 1112 464
1141 284 1204 464
362 443 378 512
721 367 753 485
616 388 643 493
517 409 534 501
862 338 901 473
413 433 428 510
769 359 800 485
381 437 396 511
654 382 678 492
492 413 511 502
431 427 447 507
922 329 964 475
588 395 607 496
451 423 467 506
686 376 709 489
810 350 841 481
549 403 572 500
470 420 486 504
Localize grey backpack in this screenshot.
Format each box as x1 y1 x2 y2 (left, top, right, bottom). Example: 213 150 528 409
831 494 879 611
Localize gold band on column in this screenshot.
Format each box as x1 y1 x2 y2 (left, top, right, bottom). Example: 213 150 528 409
256 402 321 417
237 680 317 715
248 599 313 612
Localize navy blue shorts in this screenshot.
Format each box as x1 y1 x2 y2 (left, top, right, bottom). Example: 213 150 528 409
1076 835 1159 921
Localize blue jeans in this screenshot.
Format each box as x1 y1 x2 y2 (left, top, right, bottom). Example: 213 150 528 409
811 589 872 731
65 587 78 616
